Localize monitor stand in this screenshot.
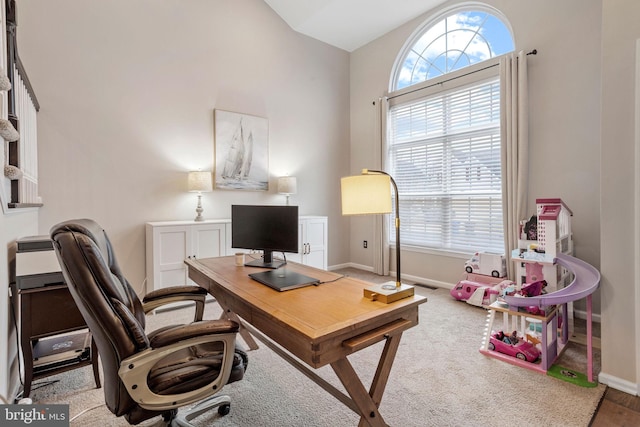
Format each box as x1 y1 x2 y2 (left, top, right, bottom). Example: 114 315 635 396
244 250 285 269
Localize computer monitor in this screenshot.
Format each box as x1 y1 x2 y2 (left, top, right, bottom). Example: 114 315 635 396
231 205 299 268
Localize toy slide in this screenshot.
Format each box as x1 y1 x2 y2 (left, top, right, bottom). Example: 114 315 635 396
503 253 600 308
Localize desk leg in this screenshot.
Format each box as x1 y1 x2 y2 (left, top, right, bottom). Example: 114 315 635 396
331 334 401 427
220 309 259 351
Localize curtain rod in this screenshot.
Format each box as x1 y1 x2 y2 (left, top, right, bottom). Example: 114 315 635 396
385 48 538 102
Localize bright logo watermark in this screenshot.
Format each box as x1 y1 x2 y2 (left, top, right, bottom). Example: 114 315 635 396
1 405 68 426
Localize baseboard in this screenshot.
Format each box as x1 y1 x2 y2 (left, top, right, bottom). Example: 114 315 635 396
330 264 603 324
574 308 602 323
8 348 21 403
328 262 373 272
598 372 639 396
392 270 454 290
330 263 456 289
328 262 364 271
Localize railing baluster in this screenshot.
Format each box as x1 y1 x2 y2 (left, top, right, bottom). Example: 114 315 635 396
5 0 40 208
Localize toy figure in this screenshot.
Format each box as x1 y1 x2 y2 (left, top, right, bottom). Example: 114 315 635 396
521 280 547 297
524 215 537 240
509 331 519 345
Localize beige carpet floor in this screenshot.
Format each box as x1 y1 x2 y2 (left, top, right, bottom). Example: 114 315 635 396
28 268 605 426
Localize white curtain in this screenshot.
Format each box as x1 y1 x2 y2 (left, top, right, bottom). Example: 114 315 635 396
500 51 529 279
373 96 390 276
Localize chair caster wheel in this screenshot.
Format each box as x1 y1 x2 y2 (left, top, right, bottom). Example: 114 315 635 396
163 409 177 422
218 404 230 416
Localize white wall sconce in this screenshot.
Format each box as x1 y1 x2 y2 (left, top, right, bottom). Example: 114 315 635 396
188 171 212 221
277 176 297 205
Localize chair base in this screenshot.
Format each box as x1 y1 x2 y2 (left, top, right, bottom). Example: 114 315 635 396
170 394 232 427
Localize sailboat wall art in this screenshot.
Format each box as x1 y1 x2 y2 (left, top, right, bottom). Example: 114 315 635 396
214 109 269 191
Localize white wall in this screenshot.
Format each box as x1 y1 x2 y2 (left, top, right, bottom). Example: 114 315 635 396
600 0 640 395
0 211 38 402
16 0 351 297
349 0 602 306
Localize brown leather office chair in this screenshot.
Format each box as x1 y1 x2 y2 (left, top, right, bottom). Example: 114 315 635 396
50 219 247 426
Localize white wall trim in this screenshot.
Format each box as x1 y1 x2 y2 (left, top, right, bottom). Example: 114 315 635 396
635 38 640 397
328 262 361 271
331 263 605 325
329 262 456 290
599 372 639 396
391 269 454 290
574 309 602 324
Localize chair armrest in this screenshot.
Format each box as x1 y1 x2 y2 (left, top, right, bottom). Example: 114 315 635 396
118 323 238 411
148 319 239 348
142 285 208 321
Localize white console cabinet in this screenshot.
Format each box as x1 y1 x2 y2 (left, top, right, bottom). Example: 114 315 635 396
145 220 227 294
146 216 328 295
288 216 328 270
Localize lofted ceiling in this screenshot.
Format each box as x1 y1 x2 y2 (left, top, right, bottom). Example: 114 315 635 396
263 0 448 52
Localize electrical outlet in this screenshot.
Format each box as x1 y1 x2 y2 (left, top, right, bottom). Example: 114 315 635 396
363 240 368 248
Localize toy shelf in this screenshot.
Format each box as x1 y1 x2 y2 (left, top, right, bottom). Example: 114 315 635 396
480 301 566 374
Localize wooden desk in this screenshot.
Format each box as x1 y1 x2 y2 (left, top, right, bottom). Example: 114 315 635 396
185 256 427 427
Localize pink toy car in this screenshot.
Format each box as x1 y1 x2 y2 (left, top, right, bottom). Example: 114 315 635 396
488 331 541 362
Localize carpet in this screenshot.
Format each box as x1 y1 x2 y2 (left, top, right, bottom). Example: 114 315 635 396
27 268 605 426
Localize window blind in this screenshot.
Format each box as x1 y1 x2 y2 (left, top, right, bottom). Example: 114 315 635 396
388 77 503 253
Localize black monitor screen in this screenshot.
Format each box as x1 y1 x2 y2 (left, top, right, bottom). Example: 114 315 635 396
231 205 299 268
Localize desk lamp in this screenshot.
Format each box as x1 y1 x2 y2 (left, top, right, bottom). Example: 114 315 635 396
277 176 297 205
188 171 212 221
341 169 414 301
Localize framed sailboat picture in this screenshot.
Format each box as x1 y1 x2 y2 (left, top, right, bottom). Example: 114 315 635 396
214 109 269 191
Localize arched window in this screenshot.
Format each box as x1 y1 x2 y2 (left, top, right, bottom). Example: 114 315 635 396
387 6 514 254
393 7 514 90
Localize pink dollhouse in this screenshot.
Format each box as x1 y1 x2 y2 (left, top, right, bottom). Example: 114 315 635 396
480 198 601 382
512 198 573 292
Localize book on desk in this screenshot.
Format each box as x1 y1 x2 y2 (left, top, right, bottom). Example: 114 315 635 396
249 269 320 291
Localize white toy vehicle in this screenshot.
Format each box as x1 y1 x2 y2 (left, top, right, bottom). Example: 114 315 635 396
464 252 507 278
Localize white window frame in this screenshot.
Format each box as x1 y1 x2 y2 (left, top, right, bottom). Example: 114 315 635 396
390 4 514 91
386 58 504 255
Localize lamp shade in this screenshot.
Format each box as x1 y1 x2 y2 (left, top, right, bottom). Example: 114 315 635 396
341 174 392 215
187 171 212 193
277 176 297 195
